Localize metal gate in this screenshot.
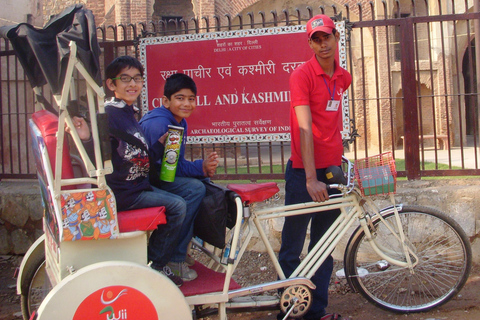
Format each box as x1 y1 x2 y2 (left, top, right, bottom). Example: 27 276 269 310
1 1 479 180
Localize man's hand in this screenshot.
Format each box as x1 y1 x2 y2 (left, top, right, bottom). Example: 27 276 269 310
306 178 329 202
203 152 219 177
71 116 91 141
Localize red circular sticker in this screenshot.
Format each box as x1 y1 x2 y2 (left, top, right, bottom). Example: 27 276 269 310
74 285 158 319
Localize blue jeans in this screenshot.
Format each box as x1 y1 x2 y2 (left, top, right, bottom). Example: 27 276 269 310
158 177 206 262
127 186 186 269
278 160 341 320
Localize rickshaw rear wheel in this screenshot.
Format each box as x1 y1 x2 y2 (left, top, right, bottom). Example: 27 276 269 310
20 249 50 320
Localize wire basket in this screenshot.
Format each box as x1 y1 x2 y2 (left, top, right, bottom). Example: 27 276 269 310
354 152 397 196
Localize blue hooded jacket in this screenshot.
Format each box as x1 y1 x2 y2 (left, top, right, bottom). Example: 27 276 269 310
139 106 204 178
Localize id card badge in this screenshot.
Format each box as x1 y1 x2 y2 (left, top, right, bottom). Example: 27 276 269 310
326 100 340 112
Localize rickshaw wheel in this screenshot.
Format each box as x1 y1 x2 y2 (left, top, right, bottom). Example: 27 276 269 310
279 284 312 318
20 249 50 320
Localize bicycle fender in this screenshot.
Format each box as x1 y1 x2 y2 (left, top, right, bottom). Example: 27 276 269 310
378 204 404 215
16 234 45 295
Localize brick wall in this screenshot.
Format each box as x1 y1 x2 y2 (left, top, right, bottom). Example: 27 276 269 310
153 0 194 23
40 0 426 28
43 0 87 23
215 0 258 19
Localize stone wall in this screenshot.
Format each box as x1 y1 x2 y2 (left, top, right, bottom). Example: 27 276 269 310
0 181 43 254
1 179 479 264
247 179 480 264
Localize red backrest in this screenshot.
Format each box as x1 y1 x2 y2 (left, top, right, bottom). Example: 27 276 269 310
31 110 75 188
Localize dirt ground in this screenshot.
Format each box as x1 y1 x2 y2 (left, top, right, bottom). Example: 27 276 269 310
0 256 21 320
1 252 478 320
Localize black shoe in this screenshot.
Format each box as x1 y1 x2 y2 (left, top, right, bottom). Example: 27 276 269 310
153 265 184 287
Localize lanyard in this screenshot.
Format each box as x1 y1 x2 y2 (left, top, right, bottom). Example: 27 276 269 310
322 76 336 100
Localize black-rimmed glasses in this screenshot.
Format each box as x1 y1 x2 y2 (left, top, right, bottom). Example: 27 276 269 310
111 75 144 83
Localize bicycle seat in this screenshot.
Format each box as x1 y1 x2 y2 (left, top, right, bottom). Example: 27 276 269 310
227 182 279 204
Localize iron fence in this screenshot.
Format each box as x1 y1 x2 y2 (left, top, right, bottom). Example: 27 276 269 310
1 1 479 181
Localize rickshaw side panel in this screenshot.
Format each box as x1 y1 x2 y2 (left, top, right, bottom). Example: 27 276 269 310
36 261 192 320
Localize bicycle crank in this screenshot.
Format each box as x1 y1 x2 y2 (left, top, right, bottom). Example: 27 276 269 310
280 284 312 319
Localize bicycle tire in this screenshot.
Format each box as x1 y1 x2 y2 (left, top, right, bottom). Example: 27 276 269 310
20 249 50 320
344 205 471 313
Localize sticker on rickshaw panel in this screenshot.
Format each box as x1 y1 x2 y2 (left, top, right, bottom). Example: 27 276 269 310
73 285 158 319
29 123 62 245
61 189 120 241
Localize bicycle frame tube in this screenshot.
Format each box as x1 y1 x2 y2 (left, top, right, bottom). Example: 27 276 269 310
360 199 419 269
252 189 418 284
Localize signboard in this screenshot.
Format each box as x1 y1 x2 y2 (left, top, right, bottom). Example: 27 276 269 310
140 23 349 143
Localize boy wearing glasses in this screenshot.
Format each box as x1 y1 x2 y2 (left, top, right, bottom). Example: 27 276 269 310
73 56 186 287
140 73 219 281
278 15 352 320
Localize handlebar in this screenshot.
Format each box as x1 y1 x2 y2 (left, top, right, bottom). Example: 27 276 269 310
326 156 356 194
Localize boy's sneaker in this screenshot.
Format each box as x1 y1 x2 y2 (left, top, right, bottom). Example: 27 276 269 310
153 265 183 287
167 261 198 281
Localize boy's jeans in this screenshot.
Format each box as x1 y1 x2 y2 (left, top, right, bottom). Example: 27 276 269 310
128 186 186 269
159 177 206 262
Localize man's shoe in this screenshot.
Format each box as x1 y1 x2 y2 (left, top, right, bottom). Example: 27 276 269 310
153 265 183 287
319 313 344 320
167 261 198 281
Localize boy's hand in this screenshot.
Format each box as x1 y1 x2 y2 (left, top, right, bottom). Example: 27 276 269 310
71 116 91 141
203 152 219 177
158 132 168 145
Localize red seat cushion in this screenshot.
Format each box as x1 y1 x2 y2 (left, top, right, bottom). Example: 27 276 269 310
227 182 279 204
117 206 167 232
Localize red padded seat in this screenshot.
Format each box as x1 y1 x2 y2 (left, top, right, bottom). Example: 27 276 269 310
227 182 279 205
117 207 166 232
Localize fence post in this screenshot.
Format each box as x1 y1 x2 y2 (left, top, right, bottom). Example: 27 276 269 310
400 17 421 180
102 42 115 98
475 0 480 148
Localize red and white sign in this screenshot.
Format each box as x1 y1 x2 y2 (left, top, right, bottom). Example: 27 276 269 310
73 285 158 319
140 24 349 143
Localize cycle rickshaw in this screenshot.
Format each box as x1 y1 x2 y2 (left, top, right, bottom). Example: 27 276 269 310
1 5 471 320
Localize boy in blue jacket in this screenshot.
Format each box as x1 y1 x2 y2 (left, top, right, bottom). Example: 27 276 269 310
140 73 219 281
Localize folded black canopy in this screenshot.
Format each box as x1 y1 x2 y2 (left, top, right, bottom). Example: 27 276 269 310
0 4 101 96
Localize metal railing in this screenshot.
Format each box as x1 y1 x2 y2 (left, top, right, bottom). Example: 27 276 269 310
1 1 479 181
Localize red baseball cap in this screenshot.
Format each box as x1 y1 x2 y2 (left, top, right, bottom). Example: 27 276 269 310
306 14 335 38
